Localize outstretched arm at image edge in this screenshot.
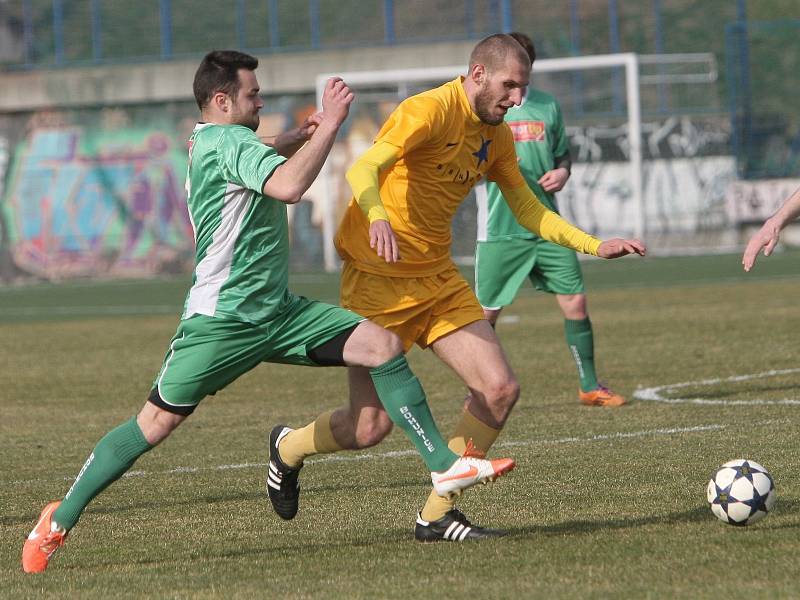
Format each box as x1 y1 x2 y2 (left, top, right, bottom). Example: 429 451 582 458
742 186 800 271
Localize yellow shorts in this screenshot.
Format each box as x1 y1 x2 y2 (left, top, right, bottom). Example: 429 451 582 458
340 262 484 352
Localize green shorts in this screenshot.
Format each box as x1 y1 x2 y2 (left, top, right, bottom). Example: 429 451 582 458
474 238 585 308
149 295 363 414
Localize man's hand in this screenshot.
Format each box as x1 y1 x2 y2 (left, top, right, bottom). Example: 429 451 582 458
321 77 354 127
742 219 780 272
267 112 324 157
296 112 323 140
538 167 570 193
369 219 400 263
597 238 646 259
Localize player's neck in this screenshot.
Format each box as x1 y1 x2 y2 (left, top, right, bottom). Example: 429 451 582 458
199 109 234 126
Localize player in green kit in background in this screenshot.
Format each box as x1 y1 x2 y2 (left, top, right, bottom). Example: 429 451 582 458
475 32 625 407
21 50 514 574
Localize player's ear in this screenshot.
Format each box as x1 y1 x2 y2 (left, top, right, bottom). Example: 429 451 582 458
470 63 487 86
212 91 231 113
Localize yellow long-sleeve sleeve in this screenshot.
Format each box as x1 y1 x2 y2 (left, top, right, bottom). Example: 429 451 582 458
345 141 401 224
501 184 602 256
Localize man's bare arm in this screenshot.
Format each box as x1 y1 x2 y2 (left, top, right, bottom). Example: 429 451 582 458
262 79 353 204
742 186 800 271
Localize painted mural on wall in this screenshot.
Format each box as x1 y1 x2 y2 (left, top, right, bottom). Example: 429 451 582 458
558 116 737 237
0 98 325 281
1 108 195 280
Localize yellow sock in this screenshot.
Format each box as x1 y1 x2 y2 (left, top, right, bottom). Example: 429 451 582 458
279 410 343 468
419 409 501 522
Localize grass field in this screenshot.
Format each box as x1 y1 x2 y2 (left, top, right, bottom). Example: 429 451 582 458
2 251 800 599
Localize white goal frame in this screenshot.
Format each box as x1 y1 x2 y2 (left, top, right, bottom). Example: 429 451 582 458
316 53 643 272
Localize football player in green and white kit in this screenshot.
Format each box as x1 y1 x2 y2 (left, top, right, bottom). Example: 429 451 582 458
475 32 626 407
22 50 514 574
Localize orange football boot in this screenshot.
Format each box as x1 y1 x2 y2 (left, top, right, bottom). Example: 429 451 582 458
579 385 626 407
22 501 67 573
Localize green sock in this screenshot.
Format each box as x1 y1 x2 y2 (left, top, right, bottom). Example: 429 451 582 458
369 355 458 473
564 317 599 392
53 416 153 531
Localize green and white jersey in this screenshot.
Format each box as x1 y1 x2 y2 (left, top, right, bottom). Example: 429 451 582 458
182 123 289 324
477 88 568 241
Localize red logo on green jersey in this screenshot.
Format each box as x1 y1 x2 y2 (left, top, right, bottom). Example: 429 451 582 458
509 120 545 142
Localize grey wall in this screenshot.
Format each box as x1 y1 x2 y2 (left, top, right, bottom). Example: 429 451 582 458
0 41 474 111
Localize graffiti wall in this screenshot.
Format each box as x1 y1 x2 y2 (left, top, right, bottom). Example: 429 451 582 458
558 116 737 237
560 157 737 238
6 127 191 279
0 97 323 281
0 106 196 280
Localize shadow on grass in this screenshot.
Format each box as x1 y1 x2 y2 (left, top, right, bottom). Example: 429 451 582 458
2 478 426 527
507 497 799 538
7 497 796 573
49 497 800 573
6 488 795 554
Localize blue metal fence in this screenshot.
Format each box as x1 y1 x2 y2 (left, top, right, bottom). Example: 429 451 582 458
2 0 799 180
4 0 678 68
3 0 488 65
726 17 800 179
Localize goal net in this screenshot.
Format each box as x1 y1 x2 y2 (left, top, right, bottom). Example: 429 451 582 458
314 52 731 271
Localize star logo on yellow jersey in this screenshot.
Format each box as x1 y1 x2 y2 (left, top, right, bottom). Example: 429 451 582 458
472 136 491 168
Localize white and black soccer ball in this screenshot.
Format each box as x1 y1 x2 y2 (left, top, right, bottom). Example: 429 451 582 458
707 459 775 525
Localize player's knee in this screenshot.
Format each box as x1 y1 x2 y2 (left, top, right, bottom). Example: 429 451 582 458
138 401 186 446
558 294 588 319
483 376 520 410
371 329 404 365
353 414 393 448
483 308 501 326
346 321 405 368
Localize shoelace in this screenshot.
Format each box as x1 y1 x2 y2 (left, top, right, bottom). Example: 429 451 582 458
280 468 299 490
462 439 486 459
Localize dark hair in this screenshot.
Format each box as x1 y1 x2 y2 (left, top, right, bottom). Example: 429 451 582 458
193 50 259 110
508 32 536 64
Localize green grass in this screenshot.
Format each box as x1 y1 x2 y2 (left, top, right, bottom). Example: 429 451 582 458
3 251 800 598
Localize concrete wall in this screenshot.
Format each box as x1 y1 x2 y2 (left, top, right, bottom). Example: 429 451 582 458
0 41 475 111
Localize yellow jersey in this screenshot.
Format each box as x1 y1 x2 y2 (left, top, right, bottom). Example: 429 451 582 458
336 77 525 277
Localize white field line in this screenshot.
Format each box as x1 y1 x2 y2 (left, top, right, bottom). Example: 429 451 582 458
634 368 800 405
7 423 737 487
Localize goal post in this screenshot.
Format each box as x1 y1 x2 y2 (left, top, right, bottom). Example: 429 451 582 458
315 53 645 272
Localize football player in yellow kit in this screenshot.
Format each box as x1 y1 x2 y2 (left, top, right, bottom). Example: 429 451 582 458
270 34 645 541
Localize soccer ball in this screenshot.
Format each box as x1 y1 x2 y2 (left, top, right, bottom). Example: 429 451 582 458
707 459 775 525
